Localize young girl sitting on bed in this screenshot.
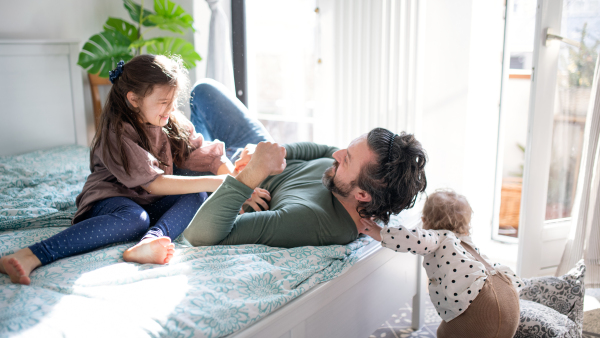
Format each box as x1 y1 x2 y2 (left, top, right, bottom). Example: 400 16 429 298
360 189 522 338
0 54 269 285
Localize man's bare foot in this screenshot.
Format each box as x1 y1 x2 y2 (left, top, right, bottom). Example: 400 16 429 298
123 237 175 265
0 248 42 285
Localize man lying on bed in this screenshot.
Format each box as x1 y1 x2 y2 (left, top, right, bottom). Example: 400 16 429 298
182 127 428 248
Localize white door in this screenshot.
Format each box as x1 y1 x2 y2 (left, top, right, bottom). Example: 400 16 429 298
518 0 600 278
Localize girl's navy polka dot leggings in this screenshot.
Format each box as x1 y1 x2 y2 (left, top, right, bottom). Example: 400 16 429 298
29 193 207 265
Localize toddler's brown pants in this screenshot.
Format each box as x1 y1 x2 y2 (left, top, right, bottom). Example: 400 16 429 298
437 244 520 338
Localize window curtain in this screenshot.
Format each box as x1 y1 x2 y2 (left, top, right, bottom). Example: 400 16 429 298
205 0 235 93
556 56 600 287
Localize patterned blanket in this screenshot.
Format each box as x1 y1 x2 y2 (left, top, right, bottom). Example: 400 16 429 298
0 146 89 231
0 146 372 338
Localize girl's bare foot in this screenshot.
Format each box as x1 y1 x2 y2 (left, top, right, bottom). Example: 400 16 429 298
123 237 175 265
0 248 42 285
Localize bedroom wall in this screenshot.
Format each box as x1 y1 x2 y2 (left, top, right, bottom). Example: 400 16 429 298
0 0 205 144
420 0 504 237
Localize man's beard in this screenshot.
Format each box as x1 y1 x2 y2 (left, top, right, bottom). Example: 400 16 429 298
322 160 355 198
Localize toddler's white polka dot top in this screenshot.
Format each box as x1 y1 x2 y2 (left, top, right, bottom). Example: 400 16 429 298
380 225 522 322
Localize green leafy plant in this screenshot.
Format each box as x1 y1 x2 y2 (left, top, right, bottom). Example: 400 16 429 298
78 0 201 78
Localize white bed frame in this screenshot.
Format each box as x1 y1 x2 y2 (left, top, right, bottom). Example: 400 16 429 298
0 40 425 337
233 238 426 338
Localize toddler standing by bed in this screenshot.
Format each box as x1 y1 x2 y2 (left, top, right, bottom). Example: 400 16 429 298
361 189 522 338
0 55 268 285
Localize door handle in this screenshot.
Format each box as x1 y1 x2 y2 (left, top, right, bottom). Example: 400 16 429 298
544 28 581 48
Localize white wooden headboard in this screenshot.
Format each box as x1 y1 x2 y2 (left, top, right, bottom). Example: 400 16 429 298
0 40 87 156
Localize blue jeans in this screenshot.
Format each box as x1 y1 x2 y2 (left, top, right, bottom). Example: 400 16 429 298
189 78 273 161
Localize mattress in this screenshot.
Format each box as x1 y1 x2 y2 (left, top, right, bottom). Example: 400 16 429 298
0 145 373 338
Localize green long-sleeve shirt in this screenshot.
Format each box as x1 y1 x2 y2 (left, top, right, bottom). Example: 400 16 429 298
182 142 359 248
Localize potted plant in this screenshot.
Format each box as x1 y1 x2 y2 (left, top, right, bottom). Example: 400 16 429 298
77 0 201 78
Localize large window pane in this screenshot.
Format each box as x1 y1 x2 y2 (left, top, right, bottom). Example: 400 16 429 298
246 0 318 144
545 0 600 220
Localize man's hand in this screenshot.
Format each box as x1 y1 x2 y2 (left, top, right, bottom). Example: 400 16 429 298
234 144 257 173
235 142 287 190
240 188 271 214
359 218 383 241
249 142 287 177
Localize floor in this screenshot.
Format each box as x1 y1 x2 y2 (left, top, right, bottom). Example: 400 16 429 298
368 298 440 338
584 289 600 337
368 288 600 338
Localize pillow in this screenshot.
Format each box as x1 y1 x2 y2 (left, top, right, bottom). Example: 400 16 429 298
515 299 579 338
515 260 586 337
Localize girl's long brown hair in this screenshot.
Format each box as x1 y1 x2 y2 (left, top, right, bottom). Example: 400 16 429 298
90 54 193 175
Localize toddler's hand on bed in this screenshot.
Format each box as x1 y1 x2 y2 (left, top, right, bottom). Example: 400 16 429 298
359 218 382 241
240 188 271 214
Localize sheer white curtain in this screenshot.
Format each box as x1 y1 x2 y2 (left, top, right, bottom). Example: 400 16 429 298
205 0 235 93
323 0 424 148
557 56 600 287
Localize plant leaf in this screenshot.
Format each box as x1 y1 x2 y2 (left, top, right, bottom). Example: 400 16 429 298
145 15 184 34
145 37 202 68
103 17 139 42
147 0 194 34
78 30 134 77
123 0 156 27
129 38 159 49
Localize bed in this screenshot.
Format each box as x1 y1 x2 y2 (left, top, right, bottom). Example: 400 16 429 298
0 40 423 338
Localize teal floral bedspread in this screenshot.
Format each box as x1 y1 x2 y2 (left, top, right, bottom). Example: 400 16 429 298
0 146 372 338
0 145 90 230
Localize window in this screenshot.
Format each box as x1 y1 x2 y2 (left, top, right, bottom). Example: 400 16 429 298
495 0 537 239
545 1 600 220
245 0 319 144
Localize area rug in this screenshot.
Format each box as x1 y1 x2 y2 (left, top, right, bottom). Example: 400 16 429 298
368 299 441 338
584 309 600 337
369 295 600 338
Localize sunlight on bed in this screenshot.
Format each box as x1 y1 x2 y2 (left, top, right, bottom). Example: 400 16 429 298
23 264 191 337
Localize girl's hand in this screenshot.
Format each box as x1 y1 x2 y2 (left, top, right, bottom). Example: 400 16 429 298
240 188 271 214
234 144 257 173
217 159 236 176
359 218 383 241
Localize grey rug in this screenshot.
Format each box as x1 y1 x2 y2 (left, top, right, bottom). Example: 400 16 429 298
584 309 600 337
584 288 600 337
368 299 441 338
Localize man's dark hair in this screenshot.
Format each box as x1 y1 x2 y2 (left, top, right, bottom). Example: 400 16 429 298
355 128 427 224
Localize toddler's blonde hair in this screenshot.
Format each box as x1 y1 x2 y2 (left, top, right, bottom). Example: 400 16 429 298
422 189 472 235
